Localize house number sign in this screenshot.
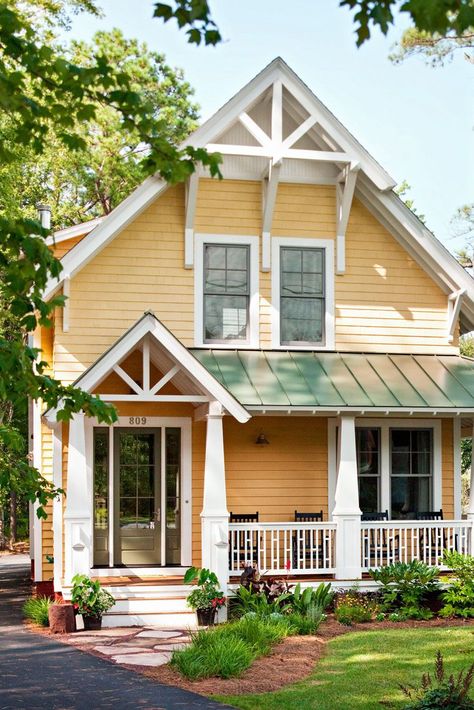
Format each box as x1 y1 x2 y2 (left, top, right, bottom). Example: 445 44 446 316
129 417 147 425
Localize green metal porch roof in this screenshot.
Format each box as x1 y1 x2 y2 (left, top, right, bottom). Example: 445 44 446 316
190 351 474 411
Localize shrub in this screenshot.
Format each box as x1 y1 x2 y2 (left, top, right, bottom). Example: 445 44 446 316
369 561 439 620
171 629 254 680
23 596 52 626
335 587 378 625
233 583 291 617
440 551 474 619
290 582 334 615
184 567 226 612
286 608 325 634
399 650 474 709
335 603 373 626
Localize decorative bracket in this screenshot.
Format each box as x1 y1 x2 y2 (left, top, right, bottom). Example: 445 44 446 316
447 288 466 343
184 173 199 269
336 162 360 274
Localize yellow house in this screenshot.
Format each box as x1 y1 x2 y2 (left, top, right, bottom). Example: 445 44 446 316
31 58 474 626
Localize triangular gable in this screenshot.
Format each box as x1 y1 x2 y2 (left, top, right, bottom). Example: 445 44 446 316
43 312 250 424
42 57 474 330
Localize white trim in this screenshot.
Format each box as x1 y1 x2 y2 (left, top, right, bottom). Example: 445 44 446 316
447 289 466 343
150 364 181 395
46 217 104 246
52 423 63 591
262 162 281 271
194 233 260 349
44 312 250 424
271 237 335 350
453 417 462 519
184 173 199 269
32 331 43 582
248 406 474 415
328 418 443 517
327 418 337 521
62 275 70 332
90 416 192 569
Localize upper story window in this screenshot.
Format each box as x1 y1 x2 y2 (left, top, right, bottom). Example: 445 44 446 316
271 237 335 350
280 247 325 345
204 244 249 342
194 234 259 348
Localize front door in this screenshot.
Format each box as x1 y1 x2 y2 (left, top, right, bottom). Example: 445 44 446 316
114 429 161 565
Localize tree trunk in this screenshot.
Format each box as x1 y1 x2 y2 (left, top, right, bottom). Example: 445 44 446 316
0 507 5 551
9 492 17 550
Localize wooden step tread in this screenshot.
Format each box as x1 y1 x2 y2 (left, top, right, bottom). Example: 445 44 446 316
92 575 185 586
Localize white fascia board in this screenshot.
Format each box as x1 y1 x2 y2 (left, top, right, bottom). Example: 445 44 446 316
43 175 167 301
44 313 250 424
46 217 104 246
356 174 474 329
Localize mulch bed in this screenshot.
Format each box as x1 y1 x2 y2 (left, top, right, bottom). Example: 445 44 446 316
142 616 474 697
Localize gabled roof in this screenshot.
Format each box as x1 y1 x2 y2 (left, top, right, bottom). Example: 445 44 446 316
46 217 104 247
44 312 250 423
192 349 474 413
42 57 474 330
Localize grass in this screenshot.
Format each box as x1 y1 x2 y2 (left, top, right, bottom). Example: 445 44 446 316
171 616 292 680
218 627 474 710
23 596 52 626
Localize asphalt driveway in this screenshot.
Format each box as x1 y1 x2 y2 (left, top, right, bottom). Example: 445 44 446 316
0 555 230 710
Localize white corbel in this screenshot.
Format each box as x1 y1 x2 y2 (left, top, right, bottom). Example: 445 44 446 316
62 274 70 332
336 163 360 274
184 172 199 269
262 160 281 272
447 288 466 342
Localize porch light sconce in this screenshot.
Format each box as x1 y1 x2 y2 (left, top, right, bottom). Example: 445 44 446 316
255 432 270 446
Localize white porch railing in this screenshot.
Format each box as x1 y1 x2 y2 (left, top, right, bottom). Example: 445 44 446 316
229 522 336 576
361 520 474 572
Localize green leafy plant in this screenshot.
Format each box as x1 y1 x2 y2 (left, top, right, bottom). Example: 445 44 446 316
370 561 439 620
70 574 115 619
233 583 292 617
286 608 325 635
23 596 52 626
335 603 373 626
399 650 474 709
334 587 378 625
184 566 225 612
440 551 474 619
290 582 334 615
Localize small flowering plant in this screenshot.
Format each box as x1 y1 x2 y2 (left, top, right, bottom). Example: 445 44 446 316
71 574 115 619
184 567 226 612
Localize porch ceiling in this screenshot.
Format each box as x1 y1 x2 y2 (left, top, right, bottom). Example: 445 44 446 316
190 350 474 412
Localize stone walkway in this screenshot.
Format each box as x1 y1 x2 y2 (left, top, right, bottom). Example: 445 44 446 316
61 626 192 668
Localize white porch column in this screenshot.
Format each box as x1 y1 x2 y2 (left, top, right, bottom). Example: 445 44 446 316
200 401 229 607
64 412 91 584
332 415 362 579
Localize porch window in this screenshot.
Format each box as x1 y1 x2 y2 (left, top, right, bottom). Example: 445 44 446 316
93 428 109 566
203 244 249 342
280 246 325 345
390 429 432 519
356 428 380 513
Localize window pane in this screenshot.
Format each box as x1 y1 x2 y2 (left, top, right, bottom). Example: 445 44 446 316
281 297 323 343
119 466 136 497
412 430 431 453
226 269 248 293
303 249 323 273
205 245 226 269
281 271 302 295
359 478 379 513
119 433 137 465
137 466 154 497
120 498 136 528
227 246 247 270
412 452 431 475
281 249 301 272
302 272 323 295
392 452 410 475
93 429 109 566
391 477 430 520
391 429 410 452
137 499 153 528
137 434 154 465
205 269 226 293
204 294 248 341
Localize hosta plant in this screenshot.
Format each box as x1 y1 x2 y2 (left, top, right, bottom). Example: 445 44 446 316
370 561 439 619
440 551 474 619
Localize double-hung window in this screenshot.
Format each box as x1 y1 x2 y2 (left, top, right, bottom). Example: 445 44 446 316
390 429 432 519
203 243 250 343
272 238 334 349
356 428 381 514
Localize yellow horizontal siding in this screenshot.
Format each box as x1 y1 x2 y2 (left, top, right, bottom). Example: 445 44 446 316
442 419 454 519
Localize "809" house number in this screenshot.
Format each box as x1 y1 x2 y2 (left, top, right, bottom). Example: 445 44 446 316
129 417 147 425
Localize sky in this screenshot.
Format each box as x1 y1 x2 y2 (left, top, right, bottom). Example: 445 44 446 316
66 0 473 254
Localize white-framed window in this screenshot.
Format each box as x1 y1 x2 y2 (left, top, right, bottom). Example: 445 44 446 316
194 234 259 348
271 237 335 350
328 418 442 520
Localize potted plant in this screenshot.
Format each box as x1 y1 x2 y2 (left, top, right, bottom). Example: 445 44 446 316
184 566 226 626
70 574 115 630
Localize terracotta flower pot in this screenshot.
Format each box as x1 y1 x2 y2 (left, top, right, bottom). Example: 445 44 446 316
48 603 76 634
196 608 216 626
83 615 102 630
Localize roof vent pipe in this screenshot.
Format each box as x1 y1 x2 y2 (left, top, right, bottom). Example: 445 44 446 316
36 203 51 230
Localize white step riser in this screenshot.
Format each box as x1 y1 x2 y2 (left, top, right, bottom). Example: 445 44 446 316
111 598 190 614
102 612 198 629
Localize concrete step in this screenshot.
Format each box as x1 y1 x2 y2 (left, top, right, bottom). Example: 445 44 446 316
102 609 198 629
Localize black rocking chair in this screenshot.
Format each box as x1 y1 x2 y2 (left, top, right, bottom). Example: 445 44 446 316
292 511 325 570
415 510 447 561
229 512 259 568
361 510 400 566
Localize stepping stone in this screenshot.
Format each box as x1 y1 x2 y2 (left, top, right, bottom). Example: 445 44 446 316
83 628 135 637
136 630 182 639
66 636 101 644
112 652 171 667
153 643 188 651
94 645 146 656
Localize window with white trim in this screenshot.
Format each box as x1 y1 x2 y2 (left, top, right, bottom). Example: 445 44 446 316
203 244 250 342
356 428 380 514
271 237 334 350
194 234 259 348
390 428 432 519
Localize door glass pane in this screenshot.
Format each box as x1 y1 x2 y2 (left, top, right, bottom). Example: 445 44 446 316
137 466 153 497
137 498 154 528
120 498 136 528
119 466 136 497
166 428 181 565
93 429 109 566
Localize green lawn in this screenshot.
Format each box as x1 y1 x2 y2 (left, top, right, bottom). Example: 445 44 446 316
218 627 474 710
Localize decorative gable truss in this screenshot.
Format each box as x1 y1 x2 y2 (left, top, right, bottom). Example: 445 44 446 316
43 312 250 424
184 67 374 272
